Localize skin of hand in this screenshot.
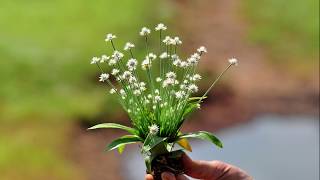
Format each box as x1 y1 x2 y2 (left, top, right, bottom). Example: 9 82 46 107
145 153 253 180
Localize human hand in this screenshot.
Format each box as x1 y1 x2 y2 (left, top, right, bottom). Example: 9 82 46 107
145 153 253 180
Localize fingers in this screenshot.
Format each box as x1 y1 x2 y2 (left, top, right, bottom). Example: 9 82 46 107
145 174 154 180
176 174 189 180
161 172 176 180
182 154 253 180
182 154 230 179
145 173 189 180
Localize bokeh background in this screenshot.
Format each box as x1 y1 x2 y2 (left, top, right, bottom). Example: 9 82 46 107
0 0 319 179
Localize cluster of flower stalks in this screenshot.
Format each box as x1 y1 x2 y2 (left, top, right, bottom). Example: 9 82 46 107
89 23 238 163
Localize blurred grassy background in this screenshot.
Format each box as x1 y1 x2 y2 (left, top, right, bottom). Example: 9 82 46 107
243 0 319 74
0 0 171 179
0 0 318 179
0 0 167 122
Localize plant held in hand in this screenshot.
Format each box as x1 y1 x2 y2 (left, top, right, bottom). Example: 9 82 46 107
88 23 238 179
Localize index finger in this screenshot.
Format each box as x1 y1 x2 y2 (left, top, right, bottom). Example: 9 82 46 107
182 154 229 179
145 174 154 180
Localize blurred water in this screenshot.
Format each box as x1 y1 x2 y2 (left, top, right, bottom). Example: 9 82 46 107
122 115 319 180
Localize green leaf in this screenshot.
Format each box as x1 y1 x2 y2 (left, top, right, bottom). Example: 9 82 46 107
177 138 193 152
182 102 199 119
178 131 223 148
118 144 126 154
88 123 137 135
144 155 152 173
107 135 142 151
142 134 167 152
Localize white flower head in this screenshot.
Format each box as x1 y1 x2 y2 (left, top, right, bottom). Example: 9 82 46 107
141 59 151 70
124 42 135 51
155 23 167 31
175 91 186 99
179 61 189 68
154 95 161 102
128 76 137 83
166 72 177 79
122 71 132 80
105 33 116 42
188 84 198 93
120 89 126 96
148 53 157 61
191 74 202 81
163 36 173 45
133 89 141 95
162 78 175 87
140 27 151 36
108 59 117 66
99 73 109 82
156 77 162 82
173 59 181 66
229 58 238 66
149 124 159 135
100 55 110 63
172 36 182 45
159 52 169 59
140 86 146 92
187 53 201 65
127 58 138 71
109 88 117 94
197 46 207 54
140 82 146 87
91 57 100 64
111 69 120 76
180 84 187 90
112 50 124 61
191 53 201 60
171 54 179 60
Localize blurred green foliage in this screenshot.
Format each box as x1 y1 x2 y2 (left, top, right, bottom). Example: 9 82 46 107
0 122 82 180
243 0 319 73
0 0 169 179
0 0 169 122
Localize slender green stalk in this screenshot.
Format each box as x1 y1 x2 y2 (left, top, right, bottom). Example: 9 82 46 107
129 49 134 58
198 63 233 103
110 40 116 50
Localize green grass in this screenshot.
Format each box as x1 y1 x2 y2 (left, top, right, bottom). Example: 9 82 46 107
242 0 319 74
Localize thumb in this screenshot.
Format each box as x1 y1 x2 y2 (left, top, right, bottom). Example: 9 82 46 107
182 154 230 179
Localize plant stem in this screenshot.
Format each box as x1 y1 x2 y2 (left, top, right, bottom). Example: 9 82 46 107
198 63 233 103
110 40 116 51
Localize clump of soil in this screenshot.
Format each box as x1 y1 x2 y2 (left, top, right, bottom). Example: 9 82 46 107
149 150 185 180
